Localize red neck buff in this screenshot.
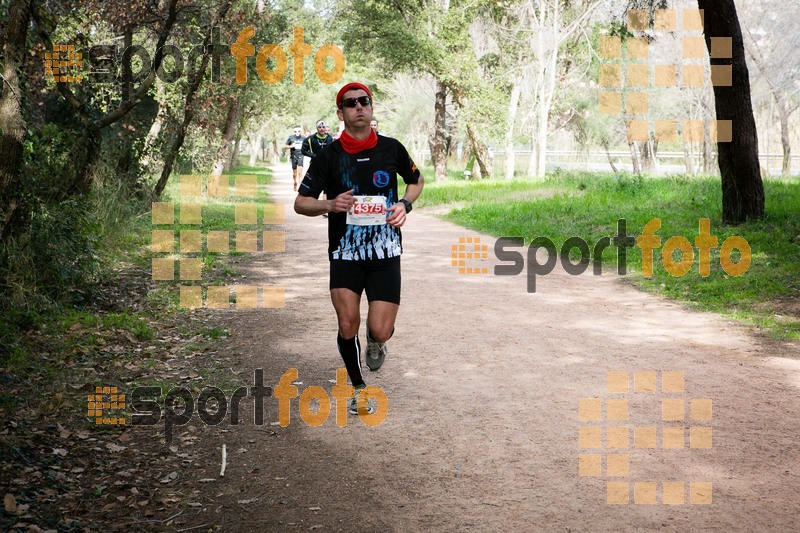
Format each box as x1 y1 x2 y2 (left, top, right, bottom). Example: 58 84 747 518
339 129 378 154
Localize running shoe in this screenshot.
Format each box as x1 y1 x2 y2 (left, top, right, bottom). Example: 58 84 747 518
365 334 387 371
348 386 376 415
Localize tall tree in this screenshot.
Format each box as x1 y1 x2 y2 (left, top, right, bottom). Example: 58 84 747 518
0 0 33 237
697 0 764 222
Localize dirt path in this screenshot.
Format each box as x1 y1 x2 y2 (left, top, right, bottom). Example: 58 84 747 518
182 166 800 531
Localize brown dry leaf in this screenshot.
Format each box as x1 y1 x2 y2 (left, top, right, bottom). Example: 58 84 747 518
4 493 17 513
52 448 68 457
106 443 126 453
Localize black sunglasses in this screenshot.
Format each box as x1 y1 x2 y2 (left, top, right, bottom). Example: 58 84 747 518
339 96 372 108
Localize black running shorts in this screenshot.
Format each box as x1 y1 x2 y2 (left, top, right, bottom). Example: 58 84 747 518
329 257 401 304
290 152 303 169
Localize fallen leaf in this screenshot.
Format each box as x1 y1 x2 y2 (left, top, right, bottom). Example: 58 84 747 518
160 472 178 484
106 443 126 453
52 448 68 457
4 493 17 513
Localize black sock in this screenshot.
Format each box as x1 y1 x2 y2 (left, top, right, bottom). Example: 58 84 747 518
337 334 364 388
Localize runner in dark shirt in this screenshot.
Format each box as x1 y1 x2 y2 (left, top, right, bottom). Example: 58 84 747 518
294 82 424 415
283 125 305 191
301 120 333 159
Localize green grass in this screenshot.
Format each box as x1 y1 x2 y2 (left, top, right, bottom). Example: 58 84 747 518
154 166 274 300
417 171 800 340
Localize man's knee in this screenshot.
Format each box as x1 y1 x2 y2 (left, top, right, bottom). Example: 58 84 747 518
369 324 394 343
337 317 360 337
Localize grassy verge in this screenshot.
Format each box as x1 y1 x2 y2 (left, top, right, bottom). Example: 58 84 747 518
413 171 800 340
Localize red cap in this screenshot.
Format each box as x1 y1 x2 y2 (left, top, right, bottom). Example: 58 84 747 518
336 82 372 107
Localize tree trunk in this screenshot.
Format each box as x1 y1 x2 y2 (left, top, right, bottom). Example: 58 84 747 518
504 78 521 180
248 125 266 167
0 0 32 238
698 0 764 222
228 126 243 171
640 140 653 173
776 96 791 177
466 123 491 179
603 142 618 173
429 80 448 181
628 142 641 175
141 97 169 170
683 142 694 175
153 0 232 198
208 98 240 194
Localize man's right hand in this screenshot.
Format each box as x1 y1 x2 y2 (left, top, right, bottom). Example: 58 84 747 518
329 189 356 213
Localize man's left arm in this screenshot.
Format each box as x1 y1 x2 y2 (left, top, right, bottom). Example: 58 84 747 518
387 176 423 228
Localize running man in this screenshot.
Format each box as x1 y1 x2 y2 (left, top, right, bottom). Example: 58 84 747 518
294 82 424 414
283 125 305 191
301 120 333 160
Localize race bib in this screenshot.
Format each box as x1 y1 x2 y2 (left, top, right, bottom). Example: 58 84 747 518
347 196 387 226
293 141 302 150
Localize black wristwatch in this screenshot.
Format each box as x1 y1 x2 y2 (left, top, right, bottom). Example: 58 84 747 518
399 198 413 213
